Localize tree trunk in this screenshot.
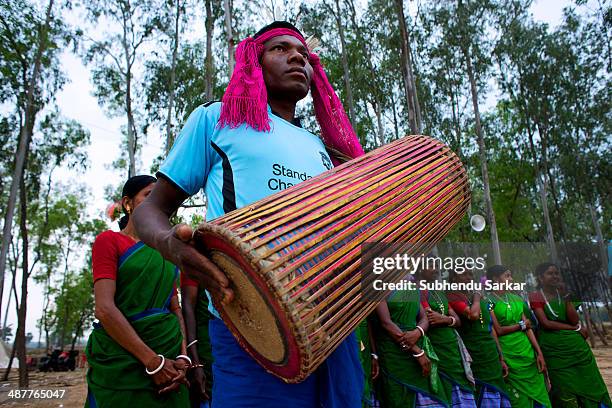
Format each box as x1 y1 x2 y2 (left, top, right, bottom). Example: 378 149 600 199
463 45 501 264
223 0 234 76
395 0 419 134
537 172 558 263
204 0 214 100
332 0 356 125
589 204 609 283
126 76 136 178
374 100 384 147
391 92 399 140
2 337 17 381
17 178 29 387
0 0 54 325
164 0 181 155
407 36 422 133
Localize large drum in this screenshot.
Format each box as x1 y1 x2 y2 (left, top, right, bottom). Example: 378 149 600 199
194 135 470 382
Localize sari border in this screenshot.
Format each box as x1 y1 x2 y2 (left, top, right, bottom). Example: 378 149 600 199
118 241 145 269
439 371 475 393
381 367 450 408
475 379 510 400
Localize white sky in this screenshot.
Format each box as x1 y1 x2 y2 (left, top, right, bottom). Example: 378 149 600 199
3 0 576 343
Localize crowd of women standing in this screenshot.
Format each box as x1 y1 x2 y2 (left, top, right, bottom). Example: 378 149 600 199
363 261 611 408
85 175 609 408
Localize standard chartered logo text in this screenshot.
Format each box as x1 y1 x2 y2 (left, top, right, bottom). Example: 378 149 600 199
268 163 314 191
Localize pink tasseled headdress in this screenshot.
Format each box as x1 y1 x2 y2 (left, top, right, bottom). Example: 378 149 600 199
218 27 365 161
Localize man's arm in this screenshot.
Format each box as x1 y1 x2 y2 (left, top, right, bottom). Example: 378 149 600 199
133 178 234 304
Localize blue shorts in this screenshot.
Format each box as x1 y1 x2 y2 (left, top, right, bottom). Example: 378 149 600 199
209 318 363 408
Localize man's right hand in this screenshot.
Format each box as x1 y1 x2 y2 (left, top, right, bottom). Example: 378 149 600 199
162 223 234 305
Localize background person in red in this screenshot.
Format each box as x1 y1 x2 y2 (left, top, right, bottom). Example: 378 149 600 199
86 175 189 408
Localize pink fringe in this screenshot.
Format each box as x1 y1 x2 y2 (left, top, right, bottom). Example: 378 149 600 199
219 28 364 160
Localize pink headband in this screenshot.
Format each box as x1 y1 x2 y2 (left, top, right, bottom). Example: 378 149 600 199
218 27 364 161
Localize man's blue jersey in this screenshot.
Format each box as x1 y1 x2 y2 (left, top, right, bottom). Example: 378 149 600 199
158 101 333 317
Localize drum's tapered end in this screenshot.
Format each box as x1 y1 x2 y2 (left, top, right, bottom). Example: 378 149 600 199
193 224 309 383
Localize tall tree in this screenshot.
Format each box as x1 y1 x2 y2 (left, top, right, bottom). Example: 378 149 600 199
323 0 356 125
455 0 502 263
395 0 422 134
204 0 215 100
224 0 234 75
0 0 70 326
164 0 184 154
83 0 157 177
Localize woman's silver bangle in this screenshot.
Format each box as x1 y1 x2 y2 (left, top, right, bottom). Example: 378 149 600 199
145 354 165 375
448 316 456 327
176 354 192 365
574 324 582 331
412 350 425 358
415 325 425 337
186 339 198 349
371 353 379 360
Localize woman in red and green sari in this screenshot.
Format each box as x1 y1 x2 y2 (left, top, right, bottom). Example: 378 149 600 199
374 286 448 407
529 262 610 408
419 266 477 408
487 265 550 408
86 176 190 408
448 270 511 408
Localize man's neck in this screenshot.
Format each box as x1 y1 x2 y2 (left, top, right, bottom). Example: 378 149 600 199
268 98 296 123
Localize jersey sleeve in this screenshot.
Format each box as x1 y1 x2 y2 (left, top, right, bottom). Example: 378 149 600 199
157 104 218 196
91 231 119 282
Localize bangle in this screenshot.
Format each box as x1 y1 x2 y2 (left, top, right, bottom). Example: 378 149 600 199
448 316 456 327
371 353 379 360
412 350 425 358
176 354 192 365
415 325 425 337
186 339 198 349
191 363 205 369
145 354 165 375
518 320 526 331
575 324 581 331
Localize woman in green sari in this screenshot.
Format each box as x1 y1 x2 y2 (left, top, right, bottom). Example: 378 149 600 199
419 266 477 407
487 265 550 408
448 270 511 408
530 262 611 408
86 176 190 408
374 286 448 407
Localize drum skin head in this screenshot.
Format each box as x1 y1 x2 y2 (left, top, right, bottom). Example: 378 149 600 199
194 226 309 383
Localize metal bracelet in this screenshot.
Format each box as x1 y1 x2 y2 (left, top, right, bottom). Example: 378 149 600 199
145 354 165 375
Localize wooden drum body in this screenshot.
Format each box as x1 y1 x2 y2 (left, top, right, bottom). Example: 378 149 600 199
193 135 470 383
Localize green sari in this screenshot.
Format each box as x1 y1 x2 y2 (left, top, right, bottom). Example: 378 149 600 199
375 289 449 408
356 319 376 407
86 242 189 408
426 290 475 398
536 296 611 407
490 292 550 408
454 295 509 403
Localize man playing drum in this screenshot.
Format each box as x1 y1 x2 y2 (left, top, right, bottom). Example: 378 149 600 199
133 21 365 407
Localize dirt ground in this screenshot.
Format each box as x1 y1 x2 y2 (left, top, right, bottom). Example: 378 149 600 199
0 343 611 407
